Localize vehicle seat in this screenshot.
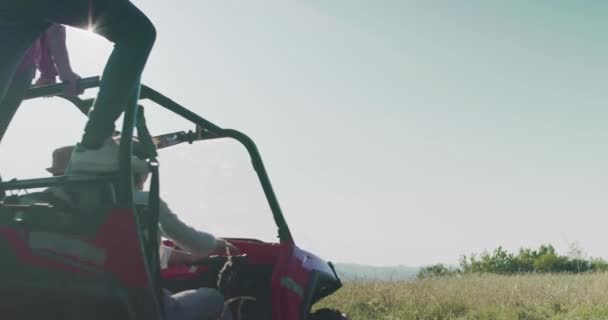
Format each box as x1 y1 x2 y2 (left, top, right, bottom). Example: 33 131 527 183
0 181 162 320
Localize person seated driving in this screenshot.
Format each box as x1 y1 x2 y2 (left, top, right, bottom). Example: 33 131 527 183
42 145 235 320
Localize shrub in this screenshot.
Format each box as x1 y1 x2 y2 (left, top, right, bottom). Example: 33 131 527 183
459 244 607 275
416 263 459 279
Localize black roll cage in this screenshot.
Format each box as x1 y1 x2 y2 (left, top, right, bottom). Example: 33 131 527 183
0 76 294 244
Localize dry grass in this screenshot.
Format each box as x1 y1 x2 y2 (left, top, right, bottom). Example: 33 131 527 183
316 273 608 320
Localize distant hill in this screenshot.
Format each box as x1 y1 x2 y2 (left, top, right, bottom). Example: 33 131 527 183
334 263 419 281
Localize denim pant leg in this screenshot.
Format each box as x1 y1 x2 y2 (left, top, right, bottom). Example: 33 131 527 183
71 1 156 147
164 288 233 320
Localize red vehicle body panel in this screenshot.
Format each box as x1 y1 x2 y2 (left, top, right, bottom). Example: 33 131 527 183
0 208 150 288
163 238 339 320
270 243 310 320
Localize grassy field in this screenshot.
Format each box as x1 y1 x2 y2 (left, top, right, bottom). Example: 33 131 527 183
316 273 608 320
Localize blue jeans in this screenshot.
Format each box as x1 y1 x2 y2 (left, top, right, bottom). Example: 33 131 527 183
163 288 233 320
0 0 156 148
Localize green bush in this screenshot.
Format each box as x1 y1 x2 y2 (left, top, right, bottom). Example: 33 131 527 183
416 263 459 279
459 244 607 275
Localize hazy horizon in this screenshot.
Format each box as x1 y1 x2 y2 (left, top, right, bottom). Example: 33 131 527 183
0 1 605 266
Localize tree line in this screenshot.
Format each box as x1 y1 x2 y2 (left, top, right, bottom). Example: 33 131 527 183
417 244 608 279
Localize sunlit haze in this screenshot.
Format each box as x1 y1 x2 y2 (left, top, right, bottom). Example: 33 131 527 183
0 1 606 266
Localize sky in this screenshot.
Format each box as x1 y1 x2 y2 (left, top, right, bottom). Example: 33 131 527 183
0 1 606 266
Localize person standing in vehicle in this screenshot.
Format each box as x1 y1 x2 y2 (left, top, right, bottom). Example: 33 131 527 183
0 24 80 142
0 0 156 174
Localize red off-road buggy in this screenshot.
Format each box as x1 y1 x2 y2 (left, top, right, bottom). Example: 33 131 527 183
0 77 346 320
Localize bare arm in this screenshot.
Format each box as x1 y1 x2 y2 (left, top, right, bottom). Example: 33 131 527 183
45 24 75 79
46 24 81 95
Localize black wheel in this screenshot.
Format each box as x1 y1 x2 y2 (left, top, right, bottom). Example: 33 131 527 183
309 308 349 320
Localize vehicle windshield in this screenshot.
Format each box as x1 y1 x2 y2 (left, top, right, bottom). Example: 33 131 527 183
153 136 278 243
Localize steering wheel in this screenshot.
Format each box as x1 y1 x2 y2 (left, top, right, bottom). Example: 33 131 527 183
192 254 254 320
188 254 247 301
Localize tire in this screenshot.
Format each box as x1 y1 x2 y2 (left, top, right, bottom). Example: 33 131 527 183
308 308 349 320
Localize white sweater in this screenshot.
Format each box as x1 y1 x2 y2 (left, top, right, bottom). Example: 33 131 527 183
134 191 219 257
